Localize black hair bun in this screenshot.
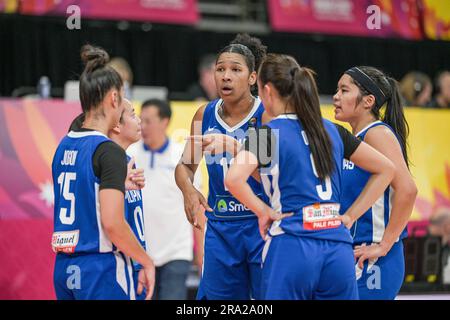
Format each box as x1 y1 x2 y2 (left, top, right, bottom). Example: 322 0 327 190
80 44 110 73
230 33 267 71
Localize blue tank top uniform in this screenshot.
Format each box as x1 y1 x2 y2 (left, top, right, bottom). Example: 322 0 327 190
249 114 360 300
196 97 268 300
341 120 407 300
125 155 147 300
52 131 136 300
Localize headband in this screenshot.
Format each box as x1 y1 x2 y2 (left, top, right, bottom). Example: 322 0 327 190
226 44 255 70
345 67 387 109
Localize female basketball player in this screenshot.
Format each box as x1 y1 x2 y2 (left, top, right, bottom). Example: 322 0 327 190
69 99 148 300
174 34 269 300
334 66 417 299
52 45 154 300
225 54 396 299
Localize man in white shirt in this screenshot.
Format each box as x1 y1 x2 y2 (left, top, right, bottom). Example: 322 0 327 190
128 99 203 300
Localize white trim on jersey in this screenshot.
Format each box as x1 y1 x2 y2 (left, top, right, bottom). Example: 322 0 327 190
214 97 261 132
270 164 282 212
269 220 285 236
355 120 382 137
372 193 386 243
355 262 363 280
126 256 136 300
67 130 108 138
114 252 129 296
273 114 298 120
201 222 207 278
95 183 113 252
262 236 272 264
262 164 286 237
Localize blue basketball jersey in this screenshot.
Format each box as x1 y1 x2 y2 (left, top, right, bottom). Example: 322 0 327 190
202 97 267 220
262 114 352 244
52 131 115 254
341 121 408 245
125 155 146 254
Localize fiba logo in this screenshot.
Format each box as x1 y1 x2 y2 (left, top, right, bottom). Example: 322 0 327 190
217 199 228 213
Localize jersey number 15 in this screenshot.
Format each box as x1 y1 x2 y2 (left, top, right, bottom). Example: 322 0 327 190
57 172 76 225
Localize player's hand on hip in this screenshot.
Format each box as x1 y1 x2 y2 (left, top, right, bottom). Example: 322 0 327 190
354 243 387 269
339 213 354 230
258 214 272 240
258 207 293 240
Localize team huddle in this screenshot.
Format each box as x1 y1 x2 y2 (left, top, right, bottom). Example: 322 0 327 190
51 34 417 300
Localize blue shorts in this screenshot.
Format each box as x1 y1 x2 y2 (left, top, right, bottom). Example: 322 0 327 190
197 218 264 300
262 234 358 300
54 251 136 300
355 240 405 300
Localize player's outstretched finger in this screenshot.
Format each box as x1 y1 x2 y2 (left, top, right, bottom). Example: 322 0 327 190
146 281 155 300
259 226 266 240
358 255 367 269
277 212 293 220
200 195 213 212
137 281 143 295
184 208 194 225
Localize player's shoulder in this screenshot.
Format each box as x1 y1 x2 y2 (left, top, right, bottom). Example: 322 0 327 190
95 140 126 160
365 123 397 141
193 100 219 124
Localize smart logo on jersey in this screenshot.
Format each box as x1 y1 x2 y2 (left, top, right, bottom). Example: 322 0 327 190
215 197 253 214
217 199 227 212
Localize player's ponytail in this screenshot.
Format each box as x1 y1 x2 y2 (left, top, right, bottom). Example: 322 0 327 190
384 76 409 166
79 44 123 113
259 54 334 180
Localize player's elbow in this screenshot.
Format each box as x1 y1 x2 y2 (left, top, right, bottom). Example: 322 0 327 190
403 180 418 202
101 214 124 237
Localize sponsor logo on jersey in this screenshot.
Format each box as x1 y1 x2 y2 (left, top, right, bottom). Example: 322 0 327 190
52 230 80 253
248 117 257 127
216 198 252 214
217 199 227 212
302 203 341 230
